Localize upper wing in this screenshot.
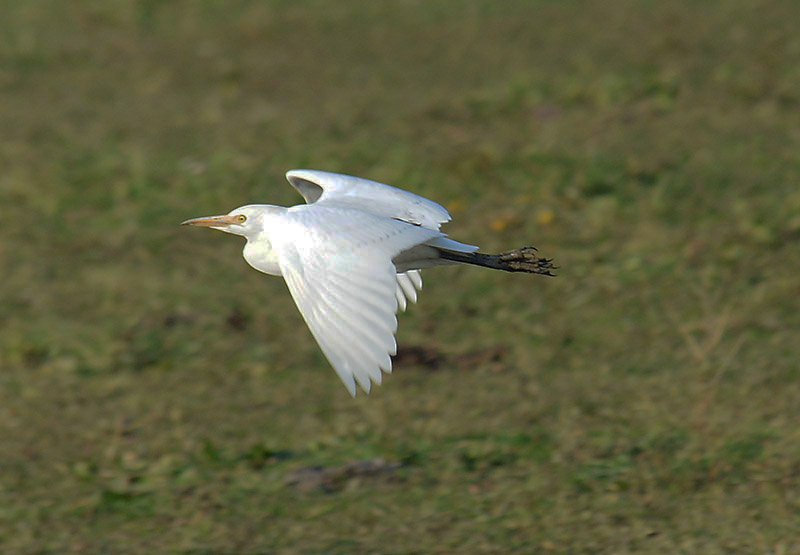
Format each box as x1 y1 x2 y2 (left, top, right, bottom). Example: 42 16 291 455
286 169 451 229
275 205 442 396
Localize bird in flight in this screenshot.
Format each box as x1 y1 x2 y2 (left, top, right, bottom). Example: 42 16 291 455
182 170 555 396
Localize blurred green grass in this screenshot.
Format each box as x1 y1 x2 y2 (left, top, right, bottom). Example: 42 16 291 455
2 0 800 552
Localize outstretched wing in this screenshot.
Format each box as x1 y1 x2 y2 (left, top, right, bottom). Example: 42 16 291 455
286 169 451 229
276 205 442 396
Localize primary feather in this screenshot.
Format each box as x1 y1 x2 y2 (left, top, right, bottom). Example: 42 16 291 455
274 205 443 395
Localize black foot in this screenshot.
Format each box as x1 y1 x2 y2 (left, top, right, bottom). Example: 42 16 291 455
498 246 557 276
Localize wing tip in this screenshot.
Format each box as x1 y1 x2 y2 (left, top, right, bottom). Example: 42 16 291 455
285 168 309 179
343 366 394 396
286 168 335 185
285 169 302 184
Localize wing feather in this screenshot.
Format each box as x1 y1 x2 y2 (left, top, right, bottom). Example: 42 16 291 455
283 263 385 394
322 271 399 328
395 270 423 311
286 169 451 229
395 284 407 312
397 273 418 304
276 206 440 395
408 269 423 290
313 277 398 357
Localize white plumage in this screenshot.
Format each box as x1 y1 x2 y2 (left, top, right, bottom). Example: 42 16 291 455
183 169 554 396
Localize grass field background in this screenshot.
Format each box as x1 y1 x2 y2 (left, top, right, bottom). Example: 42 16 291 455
2 1 799 552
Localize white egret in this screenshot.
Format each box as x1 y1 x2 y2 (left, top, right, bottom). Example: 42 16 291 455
182 170 555 396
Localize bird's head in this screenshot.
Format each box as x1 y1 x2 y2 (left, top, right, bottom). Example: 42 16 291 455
181 205 266 239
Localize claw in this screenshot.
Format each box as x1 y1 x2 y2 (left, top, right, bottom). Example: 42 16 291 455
499 246 540 262
497 246 558 275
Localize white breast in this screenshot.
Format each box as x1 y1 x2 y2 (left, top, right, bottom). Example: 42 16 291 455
243 235 282 276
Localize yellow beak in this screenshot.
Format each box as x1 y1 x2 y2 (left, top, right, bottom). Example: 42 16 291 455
181 214 239 227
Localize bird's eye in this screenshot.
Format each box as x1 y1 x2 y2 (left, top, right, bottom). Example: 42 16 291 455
237 214 247 223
